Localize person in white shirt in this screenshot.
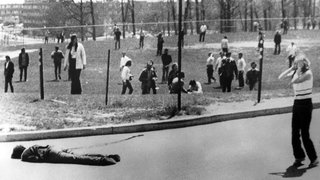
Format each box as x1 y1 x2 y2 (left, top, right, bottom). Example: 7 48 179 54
188 80 203 94
64 34 86 94
199 24 207 42
206 52 216 84
120 52 132 72
221 36 229 54
278 55 318 168
121 61 133 94
286 42 298 68
236 53 246 89
215 52 226 88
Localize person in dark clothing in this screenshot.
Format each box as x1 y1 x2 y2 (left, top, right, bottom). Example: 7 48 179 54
274 31 281 55
11 145 120 166
18 48 29 82
156 33 164 56
161 49 172 83
170 72 188 94
246 62 259 91
168 63 178 91
4 56 14 93
180 28 185 47
219 52 238 92
139 29 145 49
114 28 121 50
139 61 158 94
51 46 64 80
283 18 289 35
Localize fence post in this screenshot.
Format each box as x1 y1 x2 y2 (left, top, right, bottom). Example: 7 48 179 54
39 48 44 100
105 49 111 105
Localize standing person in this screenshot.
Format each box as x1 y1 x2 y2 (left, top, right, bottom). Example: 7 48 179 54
139 29 145 49
221 36 229 54
161 48 172 83
236 53 246 89
156 33 164 56
4 56 14 93
278 56 318 168
11 144 120 166
51 46 64 80
215 52 225 88
286 42 298 68
44 30 49 44
180 28 185 47
114 28 121 50
199 23 207 42
168 63 178 91
274 31 282 55
219 52 238 93
206 52 216 84
283 17 289 34
18 48 29 82
121 61 133 95
120 52 132 73
64 34 86 95
139 61 157 95
246 62 259 91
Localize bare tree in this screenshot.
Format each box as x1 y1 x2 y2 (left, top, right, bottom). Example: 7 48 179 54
195 0 200 34
167 0 171 36
90 0 96 41
170 0 177 35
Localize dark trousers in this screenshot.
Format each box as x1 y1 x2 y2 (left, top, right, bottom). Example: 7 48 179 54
139 38 144 48
238 71 244 87
69 58 82 94
199 32 206 42
5 76 13 93
162 66 169 82
121 80 133 94
19 66 27 81
206 65 215 83
45 148 115 166
274 43 281 55
157 44 163 56
288 55 295 68
222 48 228 54
115 40 120 50
54 62 61 80
248 81 257 91
221 77 233 92
292 99 317 161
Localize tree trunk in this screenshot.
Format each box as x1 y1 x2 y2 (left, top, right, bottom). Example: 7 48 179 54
268 6 272 30
184 0 190 34
131 0 136 35
167 0 171 36
195 0 200 34
263 9 267 31
189 1 193 35
121 0 126 39
293 0 297 29
244 0 247 32
201 0 205 20
250 0 253 32
220 0 225 33
90 0 96 41
281 0 286 18
171 0 177 35
80 0 84 41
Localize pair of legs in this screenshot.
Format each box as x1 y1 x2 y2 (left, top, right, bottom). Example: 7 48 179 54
121 80 133 94
69 58 82 94
288 55 295 68
222 48 228 54
115 40 120 50
162 66 169 83
274 43 281 55
199 32 205 42
206 65 215 84
139 38 144 48
248 81 257 91
54 62 61 80
19 66 27 81
5 76 13 93
221 77 233 92
238 71 244 88
157 45 163 56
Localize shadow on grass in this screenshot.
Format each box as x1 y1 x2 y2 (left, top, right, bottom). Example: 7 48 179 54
269 164 317 178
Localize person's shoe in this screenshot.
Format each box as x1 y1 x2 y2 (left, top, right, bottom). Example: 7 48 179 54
59 75 61 80
293 158 305 167
309 159 319 167
108 154 120 162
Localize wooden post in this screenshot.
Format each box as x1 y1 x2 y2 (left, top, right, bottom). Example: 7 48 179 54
257 35 264 103
39 48 44 100
105 49 111 105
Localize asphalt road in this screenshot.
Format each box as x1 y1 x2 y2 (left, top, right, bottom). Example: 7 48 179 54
1 110 320 180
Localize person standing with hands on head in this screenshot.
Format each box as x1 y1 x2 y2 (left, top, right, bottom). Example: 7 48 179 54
121 61 133 95
274 31 282 55
278 55 318 168
286 42 298 68
51 46 64 81
236 53 246 89
18 48 29 82
199 23 207 42
161 49 172 83
4 56 14 93
64 34 86 95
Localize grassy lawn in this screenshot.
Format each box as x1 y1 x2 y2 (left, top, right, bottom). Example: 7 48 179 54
1 29 320 131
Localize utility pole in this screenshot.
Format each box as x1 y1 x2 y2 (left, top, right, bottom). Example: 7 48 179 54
257 33 264 103
177 0 183 111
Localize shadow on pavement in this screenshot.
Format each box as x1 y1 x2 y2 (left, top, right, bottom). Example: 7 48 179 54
269 165 317 178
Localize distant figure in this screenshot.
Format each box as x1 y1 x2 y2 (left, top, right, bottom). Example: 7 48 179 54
257 31 264 51
168 63 178 91
139 61 158 95
236 53 246 89
170 72 188 94
161 49 172 83
286 42 298 68
274 31 282 55
180 28 185 47
246 62 259 91
199 23 207 42
51 46 64 80
4 56 14 93
219 52 238 92
44 30 49 44
18 48 29 82
64 34 86 94
188 80 203 94
221 36 229 54
11 145 120 166
206 52 216 84
282 18 289 34
121 61 133 95
139 29 145 49
114 28 121 50
156 33 164 56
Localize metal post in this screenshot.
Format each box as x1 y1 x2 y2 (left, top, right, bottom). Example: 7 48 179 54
177 0 182 111
257 35 264 103
106 49 111 105
39 48 44 100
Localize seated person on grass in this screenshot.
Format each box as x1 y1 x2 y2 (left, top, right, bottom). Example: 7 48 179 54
11 145 120 166
187 80 203 94
170 72 188 94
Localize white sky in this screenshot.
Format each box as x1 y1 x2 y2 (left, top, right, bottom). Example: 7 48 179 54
0 0 163 4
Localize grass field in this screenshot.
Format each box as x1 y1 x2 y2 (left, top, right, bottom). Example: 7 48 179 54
1 30 320 131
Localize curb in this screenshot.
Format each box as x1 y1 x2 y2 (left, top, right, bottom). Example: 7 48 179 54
1 102 320 142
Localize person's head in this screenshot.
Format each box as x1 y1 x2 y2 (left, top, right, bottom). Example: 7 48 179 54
11 145 26 159
70 34 78 45
172 63 178 71
208 52 212 57
146 60 153 70
189 80 196 87
219 51 223 57
238 53 243 59
21 48 25 53
178 72 185 79
125 60 132 67
251 62 257 69
5 56 10 62
226 52 232 58
164 49 169 54
276 31 280 34
55 46 59 51
291 42 295 46
224 36 227 39
294 55 310 73
122 52 126 57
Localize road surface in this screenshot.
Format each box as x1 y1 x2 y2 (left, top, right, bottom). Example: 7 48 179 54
1 110 320 180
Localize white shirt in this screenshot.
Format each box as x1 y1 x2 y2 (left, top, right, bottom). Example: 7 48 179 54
292 70 313 100
215 56 226 71
221 39 229 49
237 58 246 71
64 43 86 69
120 55 132 70
121 66 132 81
189 81 203 94
200 25 207 33
206 55 215 66
286 44 298 57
